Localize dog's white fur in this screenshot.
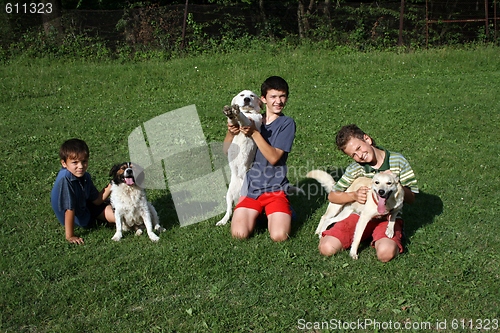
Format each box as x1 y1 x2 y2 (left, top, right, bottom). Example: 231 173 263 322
110 162 164 242
216 90 263 226
307 170 404 259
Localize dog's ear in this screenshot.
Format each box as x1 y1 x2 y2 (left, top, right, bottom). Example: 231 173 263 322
109 164 121 177
393 174 400 184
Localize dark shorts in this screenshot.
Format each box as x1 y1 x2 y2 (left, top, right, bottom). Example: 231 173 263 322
87 200 108 218
321 214 404 253
84 200 109 227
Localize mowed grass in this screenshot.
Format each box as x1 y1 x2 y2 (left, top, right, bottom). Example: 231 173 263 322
1 46 499 332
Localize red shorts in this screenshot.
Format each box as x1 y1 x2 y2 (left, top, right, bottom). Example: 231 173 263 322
235 191 291 216
321 214 404 253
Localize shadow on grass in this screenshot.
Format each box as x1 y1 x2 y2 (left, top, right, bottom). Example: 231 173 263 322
148 165 389 239
402 190 443 244
290 168 345 235
151 193 180 231
288 178 332 236
248 177 331 238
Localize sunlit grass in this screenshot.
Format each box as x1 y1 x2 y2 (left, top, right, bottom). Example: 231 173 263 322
1 46 499 332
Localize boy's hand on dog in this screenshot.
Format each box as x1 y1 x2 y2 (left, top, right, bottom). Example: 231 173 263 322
354 186 370 204
239 120 258 137
227 123 240 135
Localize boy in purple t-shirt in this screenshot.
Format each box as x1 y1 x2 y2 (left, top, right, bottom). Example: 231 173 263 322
224 76 296 242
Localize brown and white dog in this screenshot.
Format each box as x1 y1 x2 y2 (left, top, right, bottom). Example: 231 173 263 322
216 90 263 226
307 170 404 259
109 162 164 242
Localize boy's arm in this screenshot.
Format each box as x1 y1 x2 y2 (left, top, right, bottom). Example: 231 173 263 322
328 164 369 205
328 186 370 205
238 121 284 165
93 183 112 205
64 209 84 245
403 186 415 204
250 130 284 165
223 123 239 155
329 183 415 205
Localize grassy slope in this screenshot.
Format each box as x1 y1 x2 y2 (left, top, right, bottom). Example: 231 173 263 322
0 46 499 332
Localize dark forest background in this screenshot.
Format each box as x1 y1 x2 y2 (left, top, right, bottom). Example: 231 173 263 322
1 0 498 59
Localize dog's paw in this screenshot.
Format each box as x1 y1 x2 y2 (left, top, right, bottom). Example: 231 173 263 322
154 225 166 233
223 105 234 118
111 232 122 241
148 232 160 242
216 220 228 226
385 228 394 239
349 250 359 260
135 229 143 236
231 104 240 115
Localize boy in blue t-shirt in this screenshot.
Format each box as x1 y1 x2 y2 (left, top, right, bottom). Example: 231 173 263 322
50 138 115 244
224 76 296 242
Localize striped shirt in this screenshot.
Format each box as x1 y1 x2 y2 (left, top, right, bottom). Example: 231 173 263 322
333 148 419 193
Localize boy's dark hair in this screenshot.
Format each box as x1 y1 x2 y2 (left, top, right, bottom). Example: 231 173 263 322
261 76 289 97
335 124 376 151
59 138 90 161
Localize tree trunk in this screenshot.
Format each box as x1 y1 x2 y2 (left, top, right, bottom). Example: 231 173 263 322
398 0 405 45
42 0 63 39
323 0 331 29
298 1 305 38
298 0 316 39
259 0 274 39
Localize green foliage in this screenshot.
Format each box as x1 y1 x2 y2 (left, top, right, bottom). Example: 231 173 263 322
5 29 112 61
2 0 499 61
1 46 500 331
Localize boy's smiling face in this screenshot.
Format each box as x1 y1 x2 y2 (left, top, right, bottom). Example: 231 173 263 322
61 156 89 178
343 134 376 164
261 89 288 116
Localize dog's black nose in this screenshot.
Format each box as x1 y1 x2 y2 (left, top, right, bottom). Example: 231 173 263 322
378 189 386 196
243 97 251 104
125 169 133 176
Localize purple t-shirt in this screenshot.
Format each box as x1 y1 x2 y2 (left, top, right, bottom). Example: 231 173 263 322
242 114 296 199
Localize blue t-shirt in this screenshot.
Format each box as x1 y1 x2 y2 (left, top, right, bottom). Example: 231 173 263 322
242 114 296 199
50 168 99 227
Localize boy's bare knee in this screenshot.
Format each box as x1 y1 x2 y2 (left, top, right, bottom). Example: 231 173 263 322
375 239 398 262
231 229 250 240
267 213 291 242
377 251 397 262
377 251 396 262
270 231 289 242
318 243 333 256
318 237 342 256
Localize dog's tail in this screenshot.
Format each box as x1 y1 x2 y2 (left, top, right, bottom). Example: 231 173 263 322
306 170 336 193
285 185 305 196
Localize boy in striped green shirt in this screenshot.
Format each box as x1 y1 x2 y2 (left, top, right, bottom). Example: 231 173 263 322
319 124 418 262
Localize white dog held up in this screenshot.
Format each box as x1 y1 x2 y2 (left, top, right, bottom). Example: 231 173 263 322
216 90 263 226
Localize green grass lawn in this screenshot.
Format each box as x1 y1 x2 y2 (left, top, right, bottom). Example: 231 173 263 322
1 46 499 332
